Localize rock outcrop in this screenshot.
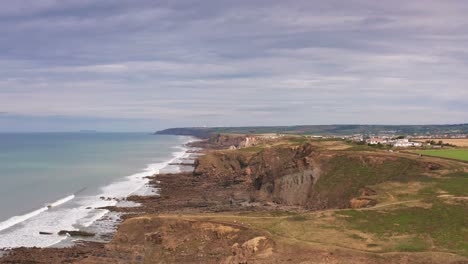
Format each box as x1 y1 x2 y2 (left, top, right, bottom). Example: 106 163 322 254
193 140 434 210
349 198 378 208
190 133 273 150
58 230 95 237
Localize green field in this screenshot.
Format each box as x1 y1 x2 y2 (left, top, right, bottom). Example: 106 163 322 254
415 149 468 161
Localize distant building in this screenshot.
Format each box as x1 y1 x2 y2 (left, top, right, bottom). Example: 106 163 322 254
307 135 323 139
393 139 422 147
366 137 422 147
350 134 364 142
366 137 387 145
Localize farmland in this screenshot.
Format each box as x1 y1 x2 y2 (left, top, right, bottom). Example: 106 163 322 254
415 149 468 161
414 138 468 147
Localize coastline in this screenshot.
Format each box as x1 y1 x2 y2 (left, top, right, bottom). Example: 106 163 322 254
1 134 467 263
0 135 197 250
52 135 200 248
0 135 292 263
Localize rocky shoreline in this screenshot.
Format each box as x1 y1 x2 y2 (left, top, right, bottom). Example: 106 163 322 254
0 135 286 263
1 134 467 263
0 140 201 263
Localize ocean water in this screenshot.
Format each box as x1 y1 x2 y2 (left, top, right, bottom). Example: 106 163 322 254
0 133 192 248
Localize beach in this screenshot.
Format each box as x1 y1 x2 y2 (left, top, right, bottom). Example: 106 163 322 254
0 133 195 249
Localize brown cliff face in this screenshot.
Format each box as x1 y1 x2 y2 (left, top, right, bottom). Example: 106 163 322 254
193 141 431 210
208 134 248 147
193 151 251 184
246 143 319 205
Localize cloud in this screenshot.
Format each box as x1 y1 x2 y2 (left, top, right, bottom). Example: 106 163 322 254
0 0 467 131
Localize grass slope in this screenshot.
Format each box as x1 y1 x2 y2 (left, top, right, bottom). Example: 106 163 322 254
312 155 427 208
337 172 468 256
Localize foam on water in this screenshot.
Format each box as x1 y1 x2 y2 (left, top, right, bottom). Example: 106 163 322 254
0 137 195 249
0 195 75 233
49 195 75 207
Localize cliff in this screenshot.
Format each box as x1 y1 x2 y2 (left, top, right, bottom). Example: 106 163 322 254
189 133 273 150
193 136 431 209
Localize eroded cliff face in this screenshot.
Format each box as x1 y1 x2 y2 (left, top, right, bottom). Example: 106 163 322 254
193 150 250 183
246 143 321 206
193 136 432 210
190 134 274 150
193 143 321 207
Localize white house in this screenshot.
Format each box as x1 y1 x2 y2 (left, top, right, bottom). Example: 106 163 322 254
393 139 422 147
366 137 387 145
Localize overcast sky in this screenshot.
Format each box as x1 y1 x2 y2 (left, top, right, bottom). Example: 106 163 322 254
0 0 467 131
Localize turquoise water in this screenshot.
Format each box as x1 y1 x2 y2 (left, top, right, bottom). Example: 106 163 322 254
0 133 191 247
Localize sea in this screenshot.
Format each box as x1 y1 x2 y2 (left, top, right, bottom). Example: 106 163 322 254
0 133 193 248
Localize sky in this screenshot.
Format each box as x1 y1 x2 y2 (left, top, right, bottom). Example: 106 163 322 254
0 0 467 132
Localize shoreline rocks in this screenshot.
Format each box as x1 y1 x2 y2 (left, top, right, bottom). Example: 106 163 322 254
58 230 95 237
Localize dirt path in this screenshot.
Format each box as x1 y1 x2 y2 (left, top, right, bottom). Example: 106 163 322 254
359 199 421 210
